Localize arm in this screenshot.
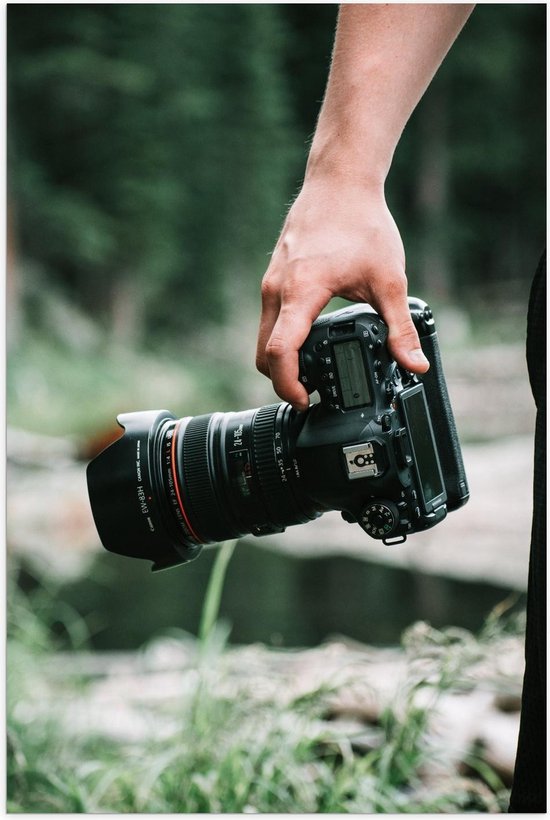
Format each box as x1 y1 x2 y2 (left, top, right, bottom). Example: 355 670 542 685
256 3 474 410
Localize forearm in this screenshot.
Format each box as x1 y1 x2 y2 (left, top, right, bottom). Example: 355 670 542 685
257 3 474 409
306 3 474 188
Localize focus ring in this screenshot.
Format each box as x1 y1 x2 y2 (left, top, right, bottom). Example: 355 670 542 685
253 404 294 526
178 413 236 543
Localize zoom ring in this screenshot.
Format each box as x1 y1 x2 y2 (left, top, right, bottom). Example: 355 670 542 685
253 404 298 526
180 413 236 543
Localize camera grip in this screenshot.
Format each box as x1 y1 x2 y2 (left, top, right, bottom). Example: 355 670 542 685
417 328 469 510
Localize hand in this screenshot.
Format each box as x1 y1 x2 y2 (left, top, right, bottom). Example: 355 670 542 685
256 177 429 411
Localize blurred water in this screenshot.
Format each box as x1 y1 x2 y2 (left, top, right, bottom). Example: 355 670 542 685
16 542 524 651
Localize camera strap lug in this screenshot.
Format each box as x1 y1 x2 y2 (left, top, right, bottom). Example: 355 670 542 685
383 534 407 546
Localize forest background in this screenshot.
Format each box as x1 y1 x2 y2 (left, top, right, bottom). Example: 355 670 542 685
7 3 546 437
5 4 547 812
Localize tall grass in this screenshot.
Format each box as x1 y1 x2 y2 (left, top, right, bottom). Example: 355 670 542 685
7 549 516 813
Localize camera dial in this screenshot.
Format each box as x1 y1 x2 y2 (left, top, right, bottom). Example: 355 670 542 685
360 500 399 539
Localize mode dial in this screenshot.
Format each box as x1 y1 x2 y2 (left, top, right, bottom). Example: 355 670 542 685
360 501 399 539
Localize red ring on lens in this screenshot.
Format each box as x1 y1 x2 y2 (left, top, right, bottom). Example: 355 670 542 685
171 420 204 544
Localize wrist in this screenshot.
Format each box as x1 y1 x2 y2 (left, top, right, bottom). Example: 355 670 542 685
304 140 389 193
304 105 396 192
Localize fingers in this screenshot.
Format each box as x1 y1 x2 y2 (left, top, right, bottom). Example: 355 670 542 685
255 278 279 378
257 276 332 410
264 306 318 411
257 257 428 411
377 280 430 374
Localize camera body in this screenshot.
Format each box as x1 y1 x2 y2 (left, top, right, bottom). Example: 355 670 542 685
294 297 468 544
87 297 468 571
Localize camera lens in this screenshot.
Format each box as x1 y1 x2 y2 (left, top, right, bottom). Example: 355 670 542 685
87 403 320 570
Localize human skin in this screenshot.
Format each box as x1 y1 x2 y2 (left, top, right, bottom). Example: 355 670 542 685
256 3 474 411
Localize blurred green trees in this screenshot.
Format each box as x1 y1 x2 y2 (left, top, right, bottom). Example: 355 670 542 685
8 4 303 345
7 4 546 349
388 3 546 302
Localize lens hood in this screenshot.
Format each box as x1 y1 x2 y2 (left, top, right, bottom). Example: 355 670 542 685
87 410 201 571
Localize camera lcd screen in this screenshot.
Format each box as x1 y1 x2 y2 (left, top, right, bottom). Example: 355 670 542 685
401 387 444 508
333 340 371 408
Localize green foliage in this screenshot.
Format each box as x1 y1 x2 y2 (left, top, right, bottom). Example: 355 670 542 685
8 5 299 341
8 4 546 353
389 4 546 300
198 539 238 645
7 324 253 435
8 559 516 813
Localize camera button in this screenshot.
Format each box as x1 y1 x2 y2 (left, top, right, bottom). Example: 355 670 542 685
394 429 412 467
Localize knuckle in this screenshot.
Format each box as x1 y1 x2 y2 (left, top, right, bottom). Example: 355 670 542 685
384 271 408 300
370 270 408 313
265 335 287 361
260 274 279 305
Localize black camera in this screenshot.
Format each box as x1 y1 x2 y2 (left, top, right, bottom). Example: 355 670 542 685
87 298 468 571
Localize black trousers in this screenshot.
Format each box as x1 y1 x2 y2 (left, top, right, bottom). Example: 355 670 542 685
509 252 546 813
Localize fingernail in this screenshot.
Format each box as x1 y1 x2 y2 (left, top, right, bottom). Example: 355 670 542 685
409 349 429 365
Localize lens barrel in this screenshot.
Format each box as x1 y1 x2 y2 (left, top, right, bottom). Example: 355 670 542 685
87 402 319 570
171 414 232 543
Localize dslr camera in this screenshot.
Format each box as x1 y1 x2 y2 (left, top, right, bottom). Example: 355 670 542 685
87 298 468 571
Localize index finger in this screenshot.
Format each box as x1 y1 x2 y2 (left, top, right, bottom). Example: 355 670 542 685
265 289 332 410
378 291 430 374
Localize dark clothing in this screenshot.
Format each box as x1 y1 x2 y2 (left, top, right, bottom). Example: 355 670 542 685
509 252 546 813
